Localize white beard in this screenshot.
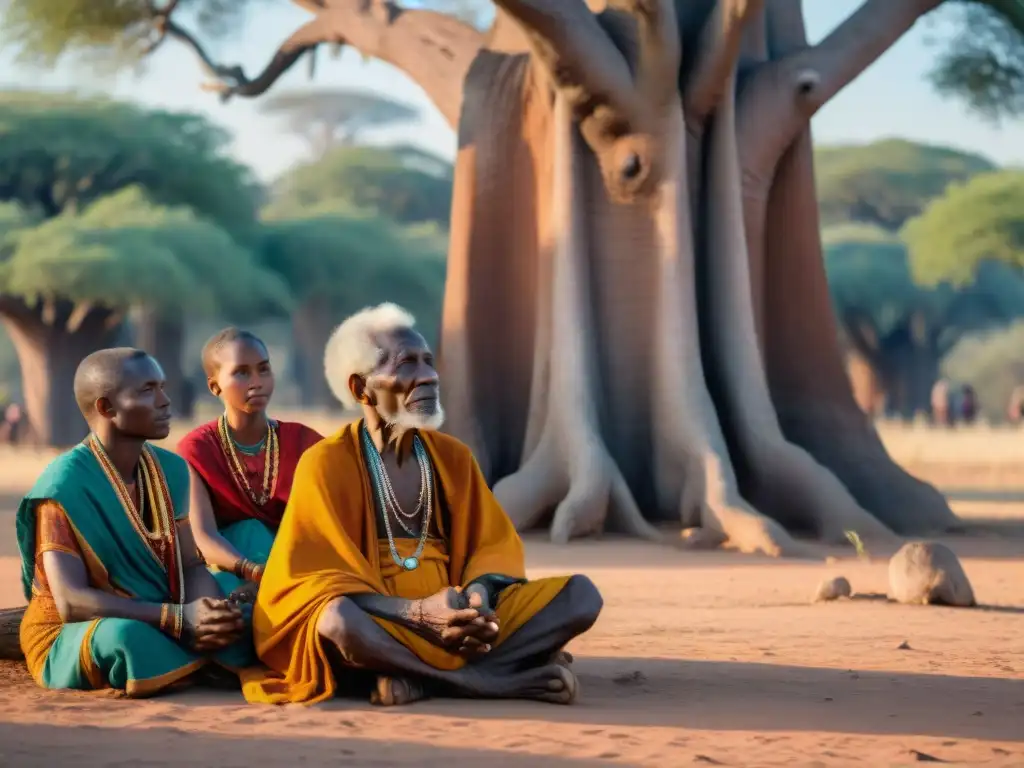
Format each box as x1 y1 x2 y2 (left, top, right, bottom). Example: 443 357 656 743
387 402 446 433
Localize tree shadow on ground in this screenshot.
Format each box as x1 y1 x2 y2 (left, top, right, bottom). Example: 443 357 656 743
0 722 603 767
4 657 1021 744
401 658 1024 742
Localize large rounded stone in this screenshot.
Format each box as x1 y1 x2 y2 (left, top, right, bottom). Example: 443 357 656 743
888 542 976 607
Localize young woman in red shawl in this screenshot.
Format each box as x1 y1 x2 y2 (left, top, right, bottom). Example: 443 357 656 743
177 328 323 600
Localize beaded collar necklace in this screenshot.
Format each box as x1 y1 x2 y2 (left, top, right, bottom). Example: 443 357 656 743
217 414 280 506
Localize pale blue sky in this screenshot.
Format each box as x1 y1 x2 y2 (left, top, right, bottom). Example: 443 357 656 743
2 0 1021 182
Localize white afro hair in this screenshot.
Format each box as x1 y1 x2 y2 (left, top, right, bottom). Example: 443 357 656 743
324 302 417 409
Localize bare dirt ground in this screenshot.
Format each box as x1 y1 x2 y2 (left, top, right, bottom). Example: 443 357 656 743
0 417 1022 767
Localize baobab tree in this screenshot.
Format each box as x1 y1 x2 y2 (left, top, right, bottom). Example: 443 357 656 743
6 0 1024 555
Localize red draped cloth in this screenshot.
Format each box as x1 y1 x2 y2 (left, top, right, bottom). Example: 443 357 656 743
177 420 323 530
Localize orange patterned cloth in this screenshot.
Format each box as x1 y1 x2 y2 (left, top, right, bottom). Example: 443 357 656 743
20 500 83 683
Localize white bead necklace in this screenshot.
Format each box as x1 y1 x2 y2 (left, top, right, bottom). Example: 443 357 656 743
361 424 433 571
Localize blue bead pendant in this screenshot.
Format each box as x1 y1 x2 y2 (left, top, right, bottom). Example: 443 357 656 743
402 557 419 571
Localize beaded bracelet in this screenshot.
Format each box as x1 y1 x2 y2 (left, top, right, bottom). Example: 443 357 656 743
159 603 183 640
233 559 262 583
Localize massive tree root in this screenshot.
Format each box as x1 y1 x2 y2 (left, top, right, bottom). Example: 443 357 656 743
690 3 897 546
162 0 959 554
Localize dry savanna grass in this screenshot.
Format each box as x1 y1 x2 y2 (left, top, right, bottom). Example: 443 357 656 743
0 413 1021 767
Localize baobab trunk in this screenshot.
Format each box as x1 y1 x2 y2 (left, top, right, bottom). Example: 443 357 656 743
130 306 192 418
0 298 123 447
291 298 337 410
195 0 956 553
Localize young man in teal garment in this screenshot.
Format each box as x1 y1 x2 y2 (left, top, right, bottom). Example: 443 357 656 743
17 348 251 696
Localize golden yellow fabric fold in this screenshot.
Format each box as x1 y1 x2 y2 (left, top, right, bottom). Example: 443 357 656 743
243 420 569 705
370 538 568 672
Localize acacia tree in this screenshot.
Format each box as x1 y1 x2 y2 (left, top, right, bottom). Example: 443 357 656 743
826 223 1024 418
0 187 289 445
259 88 420 157
260 207 446 407
83 187 292 419
903 170 1024 285
0 93 271 443
268 144 453 226
7 0 1024 554
815 139 996 231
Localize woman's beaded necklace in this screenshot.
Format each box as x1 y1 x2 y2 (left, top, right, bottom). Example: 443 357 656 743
360 423 433 571
217 414 279 506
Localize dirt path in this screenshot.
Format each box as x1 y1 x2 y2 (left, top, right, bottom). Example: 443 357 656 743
1 536 1022 767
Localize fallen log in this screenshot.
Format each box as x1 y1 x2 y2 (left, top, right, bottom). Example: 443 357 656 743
0 606 25 660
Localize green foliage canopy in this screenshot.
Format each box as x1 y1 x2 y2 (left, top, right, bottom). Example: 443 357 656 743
824 222 1024 355
814 139 996 231
929 0 1024 120
0 91 261 235
267 145 453 227
902 170 1024 287
0 187 291 316
260 206 446 324
1 0 261 67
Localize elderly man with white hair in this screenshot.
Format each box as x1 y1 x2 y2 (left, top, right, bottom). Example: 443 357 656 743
242 303 603 707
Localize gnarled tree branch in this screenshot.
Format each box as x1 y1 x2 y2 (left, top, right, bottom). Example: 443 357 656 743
737 0 942 183
495 0 680 201
684 0 764 127
157 0 483 130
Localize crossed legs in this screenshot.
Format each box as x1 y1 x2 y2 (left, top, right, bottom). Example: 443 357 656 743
316 575 602 705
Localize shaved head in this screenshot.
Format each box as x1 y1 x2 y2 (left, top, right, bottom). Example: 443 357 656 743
73 347 173 440
73 348 150 419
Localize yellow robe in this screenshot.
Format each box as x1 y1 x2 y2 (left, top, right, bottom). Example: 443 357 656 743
242 420 570 705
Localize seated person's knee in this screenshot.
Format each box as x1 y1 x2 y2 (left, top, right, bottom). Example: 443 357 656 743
316 597 363 647
564 574 603 631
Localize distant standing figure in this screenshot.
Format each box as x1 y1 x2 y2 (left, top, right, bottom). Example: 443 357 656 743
0 403 24 446
1008 386 1024 425
960 384 978 425
930 380 950 427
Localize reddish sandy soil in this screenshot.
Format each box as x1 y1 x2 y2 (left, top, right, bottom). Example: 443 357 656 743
1 504 1022 767
0 423 1023 766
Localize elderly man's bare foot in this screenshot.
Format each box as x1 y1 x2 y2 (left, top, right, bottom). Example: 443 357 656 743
523 664 578 704
458 663 579 704
370 675 427 707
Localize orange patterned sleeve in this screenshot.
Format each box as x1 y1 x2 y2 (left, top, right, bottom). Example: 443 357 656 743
35 500 83 560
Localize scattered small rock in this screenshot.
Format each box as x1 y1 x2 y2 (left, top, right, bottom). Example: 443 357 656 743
909 749 946 762
814 576 852 602
693 757 723 765
679 527 727 550
897 640 912 650
888 542 976 607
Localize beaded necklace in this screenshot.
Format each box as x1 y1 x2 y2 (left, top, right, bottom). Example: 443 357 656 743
360 424 433 571
217 414 279 507
88 435 185 603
